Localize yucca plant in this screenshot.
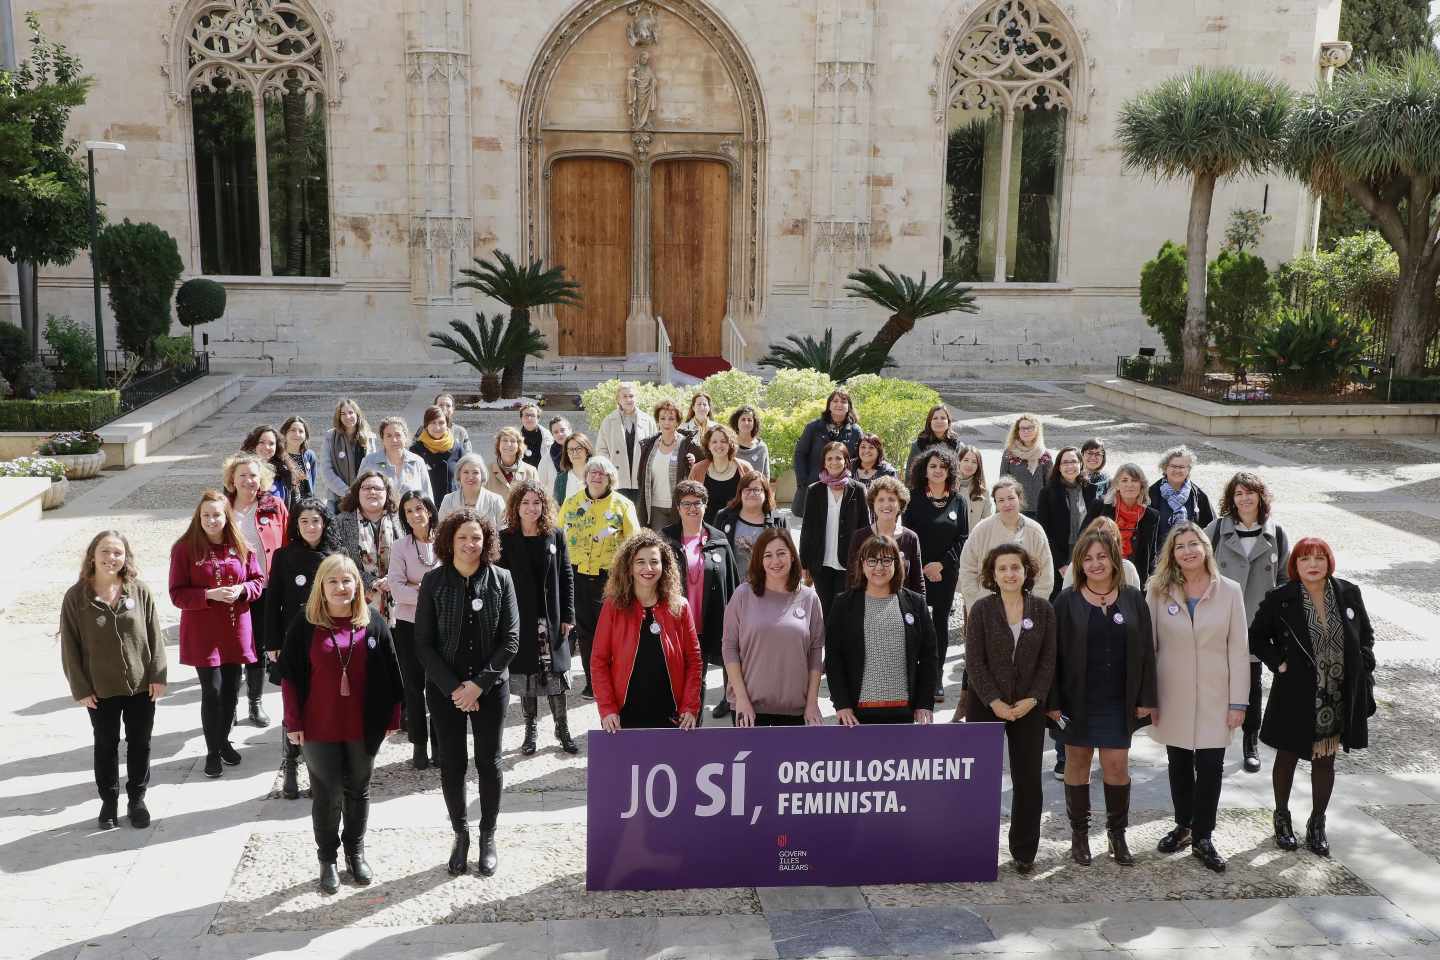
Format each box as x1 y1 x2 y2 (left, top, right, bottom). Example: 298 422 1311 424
845 265 978 357
454 250 582 398
429 313 548 402
760 329 893 381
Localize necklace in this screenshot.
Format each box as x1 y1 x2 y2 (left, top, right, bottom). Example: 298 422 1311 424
1082 583 1118 608
331 627 357 696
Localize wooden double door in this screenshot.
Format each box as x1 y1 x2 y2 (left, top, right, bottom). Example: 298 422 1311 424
549 156 729 357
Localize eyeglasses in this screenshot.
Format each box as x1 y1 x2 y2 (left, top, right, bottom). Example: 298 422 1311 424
678 500 704 510
863 557 897 569
742 486 764 495
360 485 386 494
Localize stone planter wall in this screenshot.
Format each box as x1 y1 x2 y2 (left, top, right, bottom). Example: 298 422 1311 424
47 451 106 480
41 476 68 511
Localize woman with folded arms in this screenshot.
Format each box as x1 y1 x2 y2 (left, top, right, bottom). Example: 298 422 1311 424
387 491 443 770
730 404 770 479
592 530 702 731
318 399 376 507
487 426 540 502
1147 522 1249 873
799 441 870 619
848 475 925 600
1050 528 1158 868
905 446 969 701
714 473 787 574
825 534 937 726
280 554 403 894
723 528 824 727
335 471 402 622
1083 463 1160 584
965 543 1056 874
439 453 505 529
411 406 464 502
362 416 433 501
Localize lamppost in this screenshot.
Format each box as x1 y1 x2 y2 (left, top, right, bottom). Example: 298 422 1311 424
83 140 125 390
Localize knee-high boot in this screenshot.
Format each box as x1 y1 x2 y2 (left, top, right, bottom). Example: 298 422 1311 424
1104 782 1135 865
550 694 579 754
1065 783 1092 866
520 696 539 755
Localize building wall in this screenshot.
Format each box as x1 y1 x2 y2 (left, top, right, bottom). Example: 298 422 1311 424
0 0 1342 375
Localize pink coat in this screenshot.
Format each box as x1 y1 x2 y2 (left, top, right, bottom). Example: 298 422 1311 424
169 539 266 667
1147 575 1250 750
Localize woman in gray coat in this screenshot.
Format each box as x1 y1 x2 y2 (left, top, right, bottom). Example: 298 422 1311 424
1206 471 1289 775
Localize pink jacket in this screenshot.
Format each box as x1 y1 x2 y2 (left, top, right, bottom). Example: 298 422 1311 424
169 539 265 667
386 534 440 624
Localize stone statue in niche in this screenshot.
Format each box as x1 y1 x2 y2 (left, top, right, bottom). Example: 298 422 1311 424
628 52 657 130
627 2 658 47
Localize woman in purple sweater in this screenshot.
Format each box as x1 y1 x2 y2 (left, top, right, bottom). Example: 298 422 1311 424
722 528 825 726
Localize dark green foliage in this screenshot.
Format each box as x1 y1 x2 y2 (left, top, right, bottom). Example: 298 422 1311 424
1255 305 1368 391
175 278 227 327
0 323 33 382
430 312 548 401
0 389 119 430
454 251 581 398
1139 242 1187 360
761 329 893 381
13 360 55 398
1207 250 1276 376
1223 209 1271 253
91 219 184 358
152 335 197 371
845 265 978 356
1379 376 1440 401
43 314 96 389
1339 0 1433 70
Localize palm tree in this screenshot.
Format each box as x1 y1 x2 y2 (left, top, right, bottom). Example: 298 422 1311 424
429 313 548 402
844 266 978 357
760 329 893 381
454 250 582 398
1117 68 1292 388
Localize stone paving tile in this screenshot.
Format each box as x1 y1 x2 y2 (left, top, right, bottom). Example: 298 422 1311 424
1363 806 1440 870
551 915 780 960
1353 512 1440 545
1091 900 1223 949
869 905 996 953
1286 895 1439 945
766 908 891 959
1331 660 1440 775
1257 439 1428 468
1183 898 1331 947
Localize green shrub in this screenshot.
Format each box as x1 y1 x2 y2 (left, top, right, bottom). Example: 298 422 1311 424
0 323 32 383
0 389 121 430
763 406 815 479
762 368 836 412
92 219 184 358
580 378 692 434
849 382 941 475
698 369 764 415
44 314 97 389
14 361 55 398
1275 231 1399 319
1379 376 1440 402
153 335 196 372
1139 241 1186 360
1256 306 1368 392
175 278 226 328
1207 250 1275 377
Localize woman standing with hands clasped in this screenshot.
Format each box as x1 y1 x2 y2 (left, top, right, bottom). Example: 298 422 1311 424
225 452 290 728
1249 538 1375 858
387 491 443 770
904 447 969 702
1050 528 1158 868
1147 522 1249 873
61 531 167 830
280 554 403 894
964 543 1055 874
336 472 402 622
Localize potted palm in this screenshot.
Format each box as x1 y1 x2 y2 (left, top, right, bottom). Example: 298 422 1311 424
429 313 547 403
36 431 107 479
454 251 581 399
0 456 69 510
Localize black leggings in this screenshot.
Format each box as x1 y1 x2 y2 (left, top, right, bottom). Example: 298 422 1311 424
301 738 375 862
429 679 509 830
196 663 242 756
812 566 847 623
968 699 1045 865
89 692 155 803
1273 749 1337 817
1244 661 1263 737
573 571 608 687
926 567 958 685
1165 745 1226 839
392 620 435 752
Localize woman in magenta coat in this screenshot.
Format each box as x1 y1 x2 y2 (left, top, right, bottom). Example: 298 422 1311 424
169 489 265 779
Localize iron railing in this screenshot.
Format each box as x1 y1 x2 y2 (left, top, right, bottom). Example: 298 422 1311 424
1114 353 1404 405
723 315 748 370
33 348 212 421
656 314 673 385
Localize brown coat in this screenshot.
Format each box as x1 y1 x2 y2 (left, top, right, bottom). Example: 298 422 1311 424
485 460 539 502
1147 575 1250 750
964 592 1056 708
687 458 757 485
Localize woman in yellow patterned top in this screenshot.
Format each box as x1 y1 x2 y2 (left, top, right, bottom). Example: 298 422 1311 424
560 455 639 699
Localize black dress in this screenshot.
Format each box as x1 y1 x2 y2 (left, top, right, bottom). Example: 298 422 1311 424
619 607 678 729
703 471 740 524
1072 602 1130 749
510 534 568 696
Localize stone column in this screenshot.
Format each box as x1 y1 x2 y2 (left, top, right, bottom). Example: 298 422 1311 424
405 0 473 307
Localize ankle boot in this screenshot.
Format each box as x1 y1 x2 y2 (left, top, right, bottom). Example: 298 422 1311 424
520 696 539 756
1273 809 1299 851
412 740 430 771
1064 784 1092 865
551 695 579 754
1306 813 1330 857
477 828 498 876
97 795 119 830
1243 732 1261 773
344 841 372 885
1104 782 1135 865
249 698 270 727
318 860 340 894
448 821 470 875
281 755 300 799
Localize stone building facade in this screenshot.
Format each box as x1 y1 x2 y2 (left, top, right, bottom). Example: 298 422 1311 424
0 0 1342 375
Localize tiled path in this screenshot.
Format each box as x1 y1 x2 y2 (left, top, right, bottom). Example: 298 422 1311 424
3 376 1439 959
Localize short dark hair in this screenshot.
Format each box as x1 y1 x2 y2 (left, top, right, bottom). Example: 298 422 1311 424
397 490 439 538
979 543 1038 594
1080 437 1107 469
1220 470 1273 524
339 471 398 515
847 534 906 593
729 404 762 437
909 444 960 495
286 496 340 551
857 433 885 467
674 478 708 505
866 474 909 513
747 527 800 595
434 509 500 567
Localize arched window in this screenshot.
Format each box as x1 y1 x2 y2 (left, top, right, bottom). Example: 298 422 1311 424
941 0 1076 284
175 1 336 277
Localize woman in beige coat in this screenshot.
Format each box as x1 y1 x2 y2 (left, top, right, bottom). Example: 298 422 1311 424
486 427 540 501
1146 521 1249 874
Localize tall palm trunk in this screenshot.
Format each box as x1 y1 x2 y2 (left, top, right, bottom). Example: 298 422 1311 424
500 306 530 399
869 313 914 357
1182 173 1217 390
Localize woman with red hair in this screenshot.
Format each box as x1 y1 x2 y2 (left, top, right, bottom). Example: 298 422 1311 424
1249 537 1375 858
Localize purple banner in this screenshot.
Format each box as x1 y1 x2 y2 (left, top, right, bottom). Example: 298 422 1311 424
586 723 1004 890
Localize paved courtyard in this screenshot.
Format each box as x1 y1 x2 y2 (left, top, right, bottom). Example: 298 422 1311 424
3 376 1440 959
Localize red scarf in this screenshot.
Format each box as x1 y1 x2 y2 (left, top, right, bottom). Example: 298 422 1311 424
1114 500 1144 558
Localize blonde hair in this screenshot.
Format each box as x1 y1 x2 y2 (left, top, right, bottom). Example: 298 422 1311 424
222 452 276 495
1146 521 1219 599
305 554 370 629
1003 413 1045 452
494 426 525 467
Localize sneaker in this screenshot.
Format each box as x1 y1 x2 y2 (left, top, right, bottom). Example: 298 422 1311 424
203 754 224 778
581 684 595 701
1052 752 1066 781
219 742 242 766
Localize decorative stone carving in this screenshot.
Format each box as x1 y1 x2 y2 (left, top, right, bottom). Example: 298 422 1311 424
936 0 1076 120
165 0 343 106
631 130 654 157
626 2 658 47
1318 41 1353 71
628 51 658 130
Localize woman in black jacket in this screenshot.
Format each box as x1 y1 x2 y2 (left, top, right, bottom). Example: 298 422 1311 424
663 480 741 722
498 480 577 755
1149 445 1215 535
414 509 520 878
713 473 787 574
1083 463 1160 584
411 405 465 501
264 497 341 800
791 388 863 519
798 441 870 619
1037 447 1099 598
904 446 968 701
279 554 403 893
1249 537 1375 858
825 535 936 725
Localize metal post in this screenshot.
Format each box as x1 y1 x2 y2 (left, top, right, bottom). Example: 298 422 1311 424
87 148 106 389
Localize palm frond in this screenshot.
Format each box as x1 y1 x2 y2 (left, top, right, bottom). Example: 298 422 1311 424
454 249 583 311
844 266 978 320
429 313 509 374
760 329 894 381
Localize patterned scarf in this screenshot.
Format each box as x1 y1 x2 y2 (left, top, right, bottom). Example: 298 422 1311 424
818 467 852 490
1160 480 1193 527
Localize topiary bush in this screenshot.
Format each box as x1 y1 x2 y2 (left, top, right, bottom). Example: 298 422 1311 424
175 277 227 328
0 322 32 384
1139 240 1186 361
92 219 184 358
1207 250 1275 378
43 314 97 389
0 389 120 430
698 369 763 414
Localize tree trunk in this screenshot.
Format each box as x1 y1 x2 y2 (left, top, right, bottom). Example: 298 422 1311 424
500 306 529 399
1389 253 1437 377
867 312 914 357
480 372 501 403
1182 173 1217 391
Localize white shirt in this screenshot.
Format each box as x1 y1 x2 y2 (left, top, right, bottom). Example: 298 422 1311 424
648 442 678 509
822 487 844 571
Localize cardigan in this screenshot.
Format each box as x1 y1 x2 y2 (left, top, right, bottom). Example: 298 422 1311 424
386 533 440 623
591 598 703 720
498 527 576 676
1049 586 1159 739
634 431 703 526
824 587 937 713
413 563 520 696
847 524 926 599
60 578 167 700
661 522 741 666
957 513 1054 613
278 608 403 754
798 479 870 575
169 539 265 667
964 592 1057 708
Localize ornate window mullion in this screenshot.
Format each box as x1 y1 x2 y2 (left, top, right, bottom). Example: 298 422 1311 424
992 105 1016 283
252 91 274 277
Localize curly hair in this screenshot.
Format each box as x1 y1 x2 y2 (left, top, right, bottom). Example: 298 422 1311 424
605 529 685 615
908 444 960 495
729 403 762 439
673 478 708 506
653 399 683 426
433 509 501 567
700 423 738 461
503 478 556 535
338 470 398 515
222 451 277 498
1104 463 1150 507
78 530 140 589
1219 470 1272 524
494 426 526 468
866 474 910 513
979 543 1039 594
286 497 341 551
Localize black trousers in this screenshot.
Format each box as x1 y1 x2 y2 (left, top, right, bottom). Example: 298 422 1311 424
732 711 805 727
926 567 959 686
429 679 509 831
89 692 155 803
573 570 608 687
300 738 375 862
968 700 1044 864
1166 745 1226 839
811 566 847 623
392 619 433 750
196 663 242 755
245 588 268 703
855 706 914 724
1244 661 1263 737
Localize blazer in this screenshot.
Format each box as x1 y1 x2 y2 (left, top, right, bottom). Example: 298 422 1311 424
497 527 576 676
847 524 926 599
791 417 863 517
278 607 404 755
1084 500 1161 584
662 522 741 665
1049 586 1159 738
595 408 658 490
964 592 1057 709
634 431 704 526
824 587 938 713
798 479 871 574
1148 479 1216 534
485 459 539 502
1205 516 1290 623
1146 575 1250 750
1036 480 1099 579
1249 578 1375 755
591 598 703 720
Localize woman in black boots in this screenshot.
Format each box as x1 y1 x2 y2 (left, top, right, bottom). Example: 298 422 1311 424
499 479 578 755
279 554 403 894
414 509 519 877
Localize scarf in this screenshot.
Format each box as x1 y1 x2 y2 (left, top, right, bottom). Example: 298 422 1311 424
1114 499 1145 558
818 467 851 490
1006 438 1046 470
329 429 365 487
1160 480 1193 527
419 429 455 455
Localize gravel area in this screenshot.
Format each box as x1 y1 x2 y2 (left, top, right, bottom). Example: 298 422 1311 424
211 824 762 932
1341 659 1440 775
1363 805 1440 868
1355 511 1440 545
861 808 1372 907
1257 439 1424 467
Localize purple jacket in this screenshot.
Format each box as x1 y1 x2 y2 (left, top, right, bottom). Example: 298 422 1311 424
169 539 265 667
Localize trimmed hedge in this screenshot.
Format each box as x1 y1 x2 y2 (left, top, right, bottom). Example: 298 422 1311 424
1380 376 1440 402
0 389 122 431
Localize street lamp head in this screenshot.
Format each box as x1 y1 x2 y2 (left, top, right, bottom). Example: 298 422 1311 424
82 141 126 153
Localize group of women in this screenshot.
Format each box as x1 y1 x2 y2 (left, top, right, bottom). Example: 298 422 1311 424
58 385 1376 892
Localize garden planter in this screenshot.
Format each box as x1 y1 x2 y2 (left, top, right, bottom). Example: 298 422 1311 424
47 450 106 480
41 476 69 511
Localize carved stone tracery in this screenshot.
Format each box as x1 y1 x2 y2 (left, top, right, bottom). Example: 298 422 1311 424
945 0 1074 117
164 0 344 106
